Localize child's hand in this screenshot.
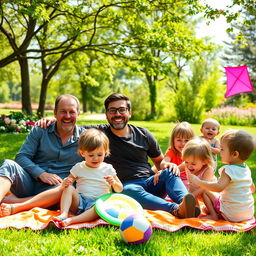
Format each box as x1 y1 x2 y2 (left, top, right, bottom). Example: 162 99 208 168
61 177 74 189
153 170 162 185
186 169 200 184
104 175 115 186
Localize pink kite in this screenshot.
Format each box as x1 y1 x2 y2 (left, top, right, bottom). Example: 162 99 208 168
224 65 254 98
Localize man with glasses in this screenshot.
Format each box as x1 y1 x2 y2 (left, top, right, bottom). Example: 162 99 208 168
1 93 198 218
82 93 198 218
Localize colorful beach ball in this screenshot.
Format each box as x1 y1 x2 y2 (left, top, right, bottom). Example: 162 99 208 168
119 214 152 244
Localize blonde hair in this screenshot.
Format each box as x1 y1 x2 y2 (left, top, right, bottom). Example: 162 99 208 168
201 118 220 130
170 122 195 154
78 128 110 156
220 129 255 161
182 138 214 168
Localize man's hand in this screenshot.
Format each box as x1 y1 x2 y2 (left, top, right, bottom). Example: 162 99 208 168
161 162 180 176
38 172 63 185
35 117 56 128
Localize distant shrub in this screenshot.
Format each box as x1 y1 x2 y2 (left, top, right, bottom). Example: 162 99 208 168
174 82 204 123
207 107 256 126
0 111 36 133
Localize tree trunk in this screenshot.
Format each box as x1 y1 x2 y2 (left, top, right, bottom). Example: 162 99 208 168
146 74 157 118
37 77 50 118
37 55 63 117
18 54 32 115
81 81 88 113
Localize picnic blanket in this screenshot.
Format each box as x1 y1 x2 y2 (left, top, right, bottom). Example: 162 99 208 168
0 207 255 232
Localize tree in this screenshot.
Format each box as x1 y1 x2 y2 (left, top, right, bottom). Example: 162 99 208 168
203 0 255 28
119 2 214 118
53 51 114 113
1 0 205 117
0 2 39 113
222 9 256 105
173 51 225 122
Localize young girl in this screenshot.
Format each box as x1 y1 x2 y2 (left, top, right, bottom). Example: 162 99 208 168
182 138 216 207
159 122 195 187
53 128 123 227
187 129 255 222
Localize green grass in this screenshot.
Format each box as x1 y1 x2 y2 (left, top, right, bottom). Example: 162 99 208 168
0 119 256 255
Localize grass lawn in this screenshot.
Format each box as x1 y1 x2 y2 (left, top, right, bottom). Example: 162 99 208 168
0 118 256 256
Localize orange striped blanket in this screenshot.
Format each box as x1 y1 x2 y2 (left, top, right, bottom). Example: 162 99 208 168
0 207 255 232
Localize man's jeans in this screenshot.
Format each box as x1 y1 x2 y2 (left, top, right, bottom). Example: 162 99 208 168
122 169 188 213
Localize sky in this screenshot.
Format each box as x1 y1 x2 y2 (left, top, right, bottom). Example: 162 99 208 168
196 0 233 45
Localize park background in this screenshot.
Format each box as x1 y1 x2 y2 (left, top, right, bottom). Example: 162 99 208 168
0 1 255 255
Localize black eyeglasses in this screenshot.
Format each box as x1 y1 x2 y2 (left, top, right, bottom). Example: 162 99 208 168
107 107 129 114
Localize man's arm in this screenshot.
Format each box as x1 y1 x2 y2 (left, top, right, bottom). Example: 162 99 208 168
15 126 62 185
151 154 164 173
15 126 46 178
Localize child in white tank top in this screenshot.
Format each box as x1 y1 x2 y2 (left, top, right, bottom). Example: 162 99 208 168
187 129 255 222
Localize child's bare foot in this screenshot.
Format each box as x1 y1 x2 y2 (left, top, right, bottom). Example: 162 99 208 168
201 206 210 215
59 217 72 227
0 203 14 217
52 213 68 222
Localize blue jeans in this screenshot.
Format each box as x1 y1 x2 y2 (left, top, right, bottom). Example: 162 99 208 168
0 159 61 197
122 169 188 213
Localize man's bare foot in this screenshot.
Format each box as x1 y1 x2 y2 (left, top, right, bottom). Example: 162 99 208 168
0 203 13 217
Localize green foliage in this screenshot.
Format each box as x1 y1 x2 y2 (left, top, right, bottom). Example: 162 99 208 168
122 84 150 121
0 82 10 103
203 0 256 25
222 8 256 105
200 65 226 112
123 2 214 118
174 81 204 123
0 0 219 119
155 88 176 122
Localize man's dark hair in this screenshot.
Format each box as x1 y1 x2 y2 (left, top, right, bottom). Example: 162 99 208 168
104 93 131 110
